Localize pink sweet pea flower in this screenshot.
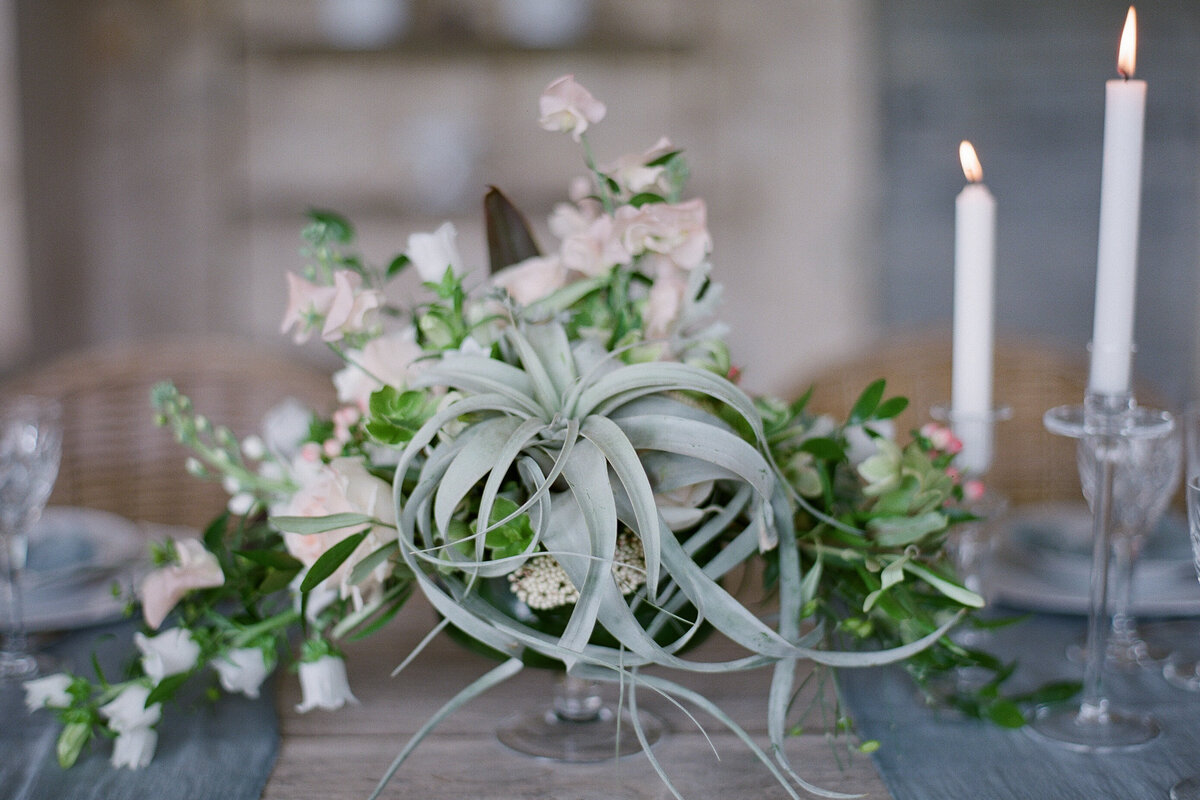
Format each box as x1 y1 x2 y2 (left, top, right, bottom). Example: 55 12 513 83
538 75 606 141
280 273 338 343
139 538 225 630
602 137 676 196
321 271 384 342
553 209 631 277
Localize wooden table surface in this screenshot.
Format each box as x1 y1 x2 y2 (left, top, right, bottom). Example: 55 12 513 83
261 595 892 800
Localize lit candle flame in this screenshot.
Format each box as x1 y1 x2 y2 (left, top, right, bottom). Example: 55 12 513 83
959 140 983 183
1118 6 1137 79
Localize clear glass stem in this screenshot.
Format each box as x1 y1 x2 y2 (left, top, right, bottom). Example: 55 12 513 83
1080 437 1116 716
1108 533 1141 659
0 529 33 671
554 673 604 722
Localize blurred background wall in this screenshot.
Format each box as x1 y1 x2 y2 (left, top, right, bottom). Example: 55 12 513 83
0 0 1196 405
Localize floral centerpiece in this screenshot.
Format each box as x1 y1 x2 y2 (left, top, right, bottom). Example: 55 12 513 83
24 75 1055 796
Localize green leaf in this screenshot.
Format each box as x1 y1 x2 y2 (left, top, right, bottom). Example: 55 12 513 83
145 672 190 706
480 497 535 561
628 192 666 207
799 436 846 462
867 511 947 547
258 567 300 594
984 699 1026 728
235 549 303 571
386 253 411 278
271 513 372 535
848 379 886 425
1014 680 1082 706
306 208 354 243
366 386 439 445
484 186 541 274
300 531 368 592
874 395 909 420
645 149 683 167
202 513 229 555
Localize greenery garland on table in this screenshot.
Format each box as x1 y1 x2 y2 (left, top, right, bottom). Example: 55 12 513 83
22 75 1071 798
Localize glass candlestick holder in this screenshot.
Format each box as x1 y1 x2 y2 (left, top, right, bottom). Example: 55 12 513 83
1030 390 1173 750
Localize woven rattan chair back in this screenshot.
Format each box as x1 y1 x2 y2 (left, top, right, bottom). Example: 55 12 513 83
799 331 1148 508
2 338 334 529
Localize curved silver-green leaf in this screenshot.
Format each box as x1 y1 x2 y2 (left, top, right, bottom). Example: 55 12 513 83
579 414 662 600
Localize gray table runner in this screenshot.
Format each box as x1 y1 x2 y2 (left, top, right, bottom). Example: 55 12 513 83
839 612 1200 800
2 620 279 800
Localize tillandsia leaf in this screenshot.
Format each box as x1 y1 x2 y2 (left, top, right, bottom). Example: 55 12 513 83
579 414 662 599
505 322 564 414
432 416 524 540
414 357 541 418
520 319 578 401
484 186 540 274
552 439 619 665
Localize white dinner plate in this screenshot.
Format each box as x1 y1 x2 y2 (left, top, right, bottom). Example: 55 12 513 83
990 502 1200 616
1 507 153 632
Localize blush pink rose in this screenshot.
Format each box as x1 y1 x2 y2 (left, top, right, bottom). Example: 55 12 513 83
538 75 606 141
332 328 425 410
614 198 711 271
644 264 689 339
139 538 225 630
282 458 398 600
491 254 568 305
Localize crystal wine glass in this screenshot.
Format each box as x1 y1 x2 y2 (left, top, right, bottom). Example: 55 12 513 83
1168 474 1200 800
1165 403 1200 690
0 396 63 680
1079 427 1181 670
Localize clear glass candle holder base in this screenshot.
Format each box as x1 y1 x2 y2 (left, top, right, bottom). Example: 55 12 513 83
496 673 665 762
1029 701 1159 752
0 645 57 682
496 705 664 762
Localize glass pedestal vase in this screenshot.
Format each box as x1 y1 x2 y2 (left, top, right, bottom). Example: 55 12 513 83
496 671 665 762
